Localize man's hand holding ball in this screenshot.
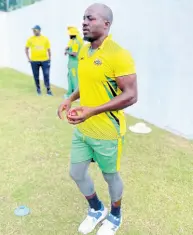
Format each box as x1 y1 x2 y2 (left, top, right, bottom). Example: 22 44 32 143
67 107 95 125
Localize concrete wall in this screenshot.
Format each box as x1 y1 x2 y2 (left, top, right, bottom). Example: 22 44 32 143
0 12 9 67
2 0 193 138
6 0 85 87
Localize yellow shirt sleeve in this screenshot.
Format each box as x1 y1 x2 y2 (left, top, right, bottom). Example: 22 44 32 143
26 38 31 48
72 43 79 53
67 39 72 47
112 49 136 77
45 38 50 49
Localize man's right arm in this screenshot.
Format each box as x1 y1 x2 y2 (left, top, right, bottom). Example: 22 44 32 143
25 47 30 61
69 88 80 102
58 88 80 120
25 38 31 62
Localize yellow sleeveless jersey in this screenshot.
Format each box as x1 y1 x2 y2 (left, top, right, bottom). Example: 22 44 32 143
77 36 136 140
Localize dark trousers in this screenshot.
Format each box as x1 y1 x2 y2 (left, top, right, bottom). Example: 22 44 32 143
31 60 51 91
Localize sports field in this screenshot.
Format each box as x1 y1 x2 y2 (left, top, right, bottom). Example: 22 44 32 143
0 68 192 235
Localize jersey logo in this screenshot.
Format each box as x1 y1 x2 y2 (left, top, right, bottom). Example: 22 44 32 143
94 59 102 65
35 45 44 50
80 57 84 60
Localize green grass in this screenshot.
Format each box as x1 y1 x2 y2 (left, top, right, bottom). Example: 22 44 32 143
0 68 193 235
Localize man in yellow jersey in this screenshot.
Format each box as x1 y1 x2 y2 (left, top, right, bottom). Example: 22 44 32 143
25 25 53 96
64 27 83 98
58 3 137 235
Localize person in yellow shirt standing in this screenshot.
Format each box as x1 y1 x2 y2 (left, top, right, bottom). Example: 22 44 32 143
64 27 83 98
25 25 53 96
58 3 138 235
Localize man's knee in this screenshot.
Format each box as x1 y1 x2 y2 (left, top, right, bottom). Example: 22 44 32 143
69 164 87 182
103 172 122 183
42 62 50 76
43 69 50 79
103 172 123 202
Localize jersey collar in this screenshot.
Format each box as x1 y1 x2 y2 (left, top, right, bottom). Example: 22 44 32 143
98 35 112 50
88 34 112 51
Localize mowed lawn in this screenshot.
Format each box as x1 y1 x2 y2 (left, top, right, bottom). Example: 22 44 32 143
0 68 193 235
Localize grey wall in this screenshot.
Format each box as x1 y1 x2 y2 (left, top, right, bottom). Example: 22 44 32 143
2 0 193 138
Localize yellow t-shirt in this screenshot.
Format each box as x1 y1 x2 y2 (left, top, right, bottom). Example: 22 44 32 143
77 36 136 140
67 39 81 53
26 35 50 61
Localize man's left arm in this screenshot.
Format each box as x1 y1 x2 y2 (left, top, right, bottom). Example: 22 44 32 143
95 50 137 113
67 74 137 124
93 73 137 115
47 39 51 60
67 51 77 57
48 49 51 60
67 42 79 57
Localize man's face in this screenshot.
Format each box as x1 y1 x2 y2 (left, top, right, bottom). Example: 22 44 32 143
33 29 40 36
82 7 109 42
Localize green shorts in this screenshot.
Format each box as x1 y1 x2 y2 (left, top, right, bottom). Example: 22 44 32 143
70 128 124 173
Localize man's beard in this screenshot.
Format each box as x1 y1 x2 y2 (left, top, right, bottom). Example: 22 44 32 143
83 36 95 42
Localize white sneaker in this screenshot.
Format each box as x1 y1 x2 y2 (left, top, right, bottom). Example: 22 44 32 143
78 204 108 234
97 213 122 235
